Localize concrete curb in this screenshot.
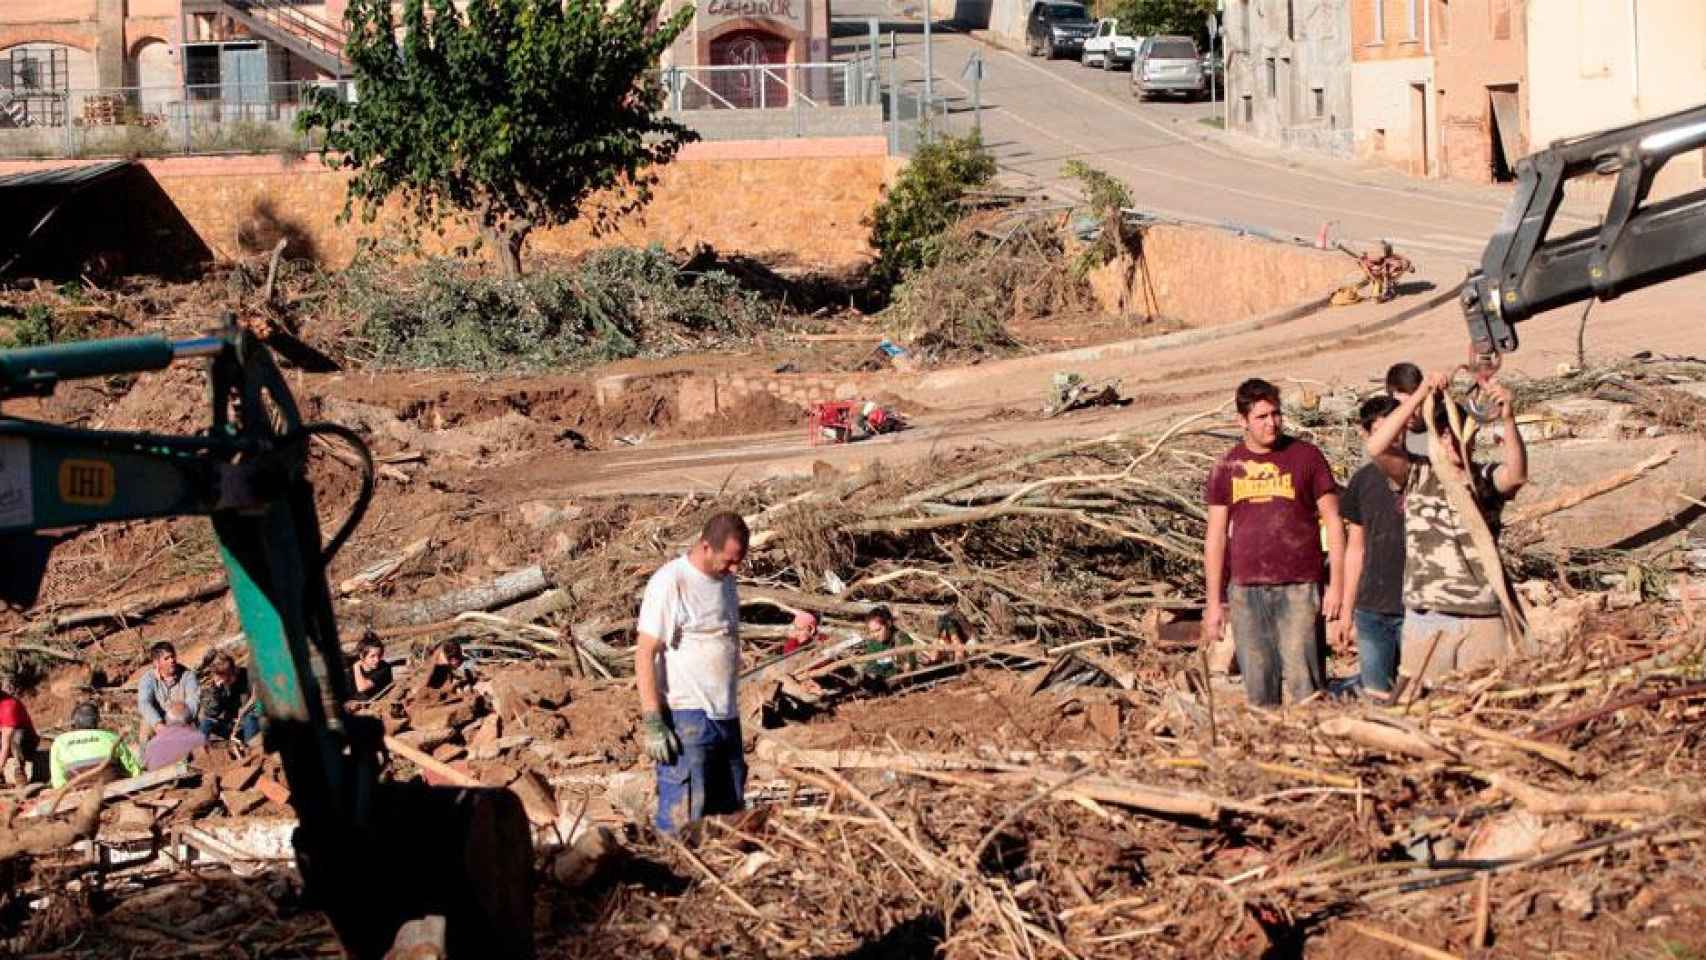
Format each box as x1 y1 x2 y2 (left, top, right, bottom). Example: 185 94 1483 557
914 281 1461 397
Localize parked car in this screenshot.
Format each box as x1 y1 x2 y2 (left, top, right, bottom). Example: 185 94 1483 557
1130 35 1206 100
1201 52 1223 88
1025 2 1096 60
1080 18 1140 71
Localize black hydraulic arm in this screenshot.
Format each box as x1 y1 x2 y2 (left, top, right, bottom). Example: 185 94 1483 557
1464 101 1706 357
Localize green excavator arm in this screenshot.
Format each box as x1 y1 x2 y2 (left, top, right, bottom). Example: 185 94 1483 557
0 324 533 958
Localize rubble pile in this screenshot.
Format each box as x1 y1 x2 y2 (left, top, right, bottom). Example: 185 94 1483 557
3 356 1706 956
548 609 1706 958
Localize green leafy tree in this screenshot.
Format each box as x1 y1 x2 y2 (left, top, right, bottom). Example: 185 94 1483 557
1105 0 1216 44
298 0 695 276
866 132 996 286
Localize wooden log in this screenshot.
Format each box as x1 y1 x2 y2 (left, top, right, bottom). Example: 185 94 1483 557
1343 921 1463 960
0 765 114 860
339 537 434 595
1431 718 1584 774
373 566 549 628
24 761 195 820
494 588 571 625
29 576 228 636
1319 716 1457 762
1507 444 1678 527
384 735 480 788
1483 772 1673 816
757 738 1246 821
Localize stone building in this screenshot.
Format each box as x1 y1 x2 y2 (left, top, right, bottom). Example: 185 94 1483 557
2 0 347 130
1348 0 1441 177
660 0 834 108
1432 0 1526 183
1224 0 1354 156
1526 0 1706 200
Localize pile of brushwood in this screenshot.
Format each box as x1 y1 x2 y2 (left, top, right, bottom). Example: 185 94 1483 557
544 605 1706 958
329 243 776 371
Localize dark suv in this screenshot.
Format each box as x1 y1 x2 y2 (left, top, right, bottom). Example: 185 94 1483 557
1026 2 1095 59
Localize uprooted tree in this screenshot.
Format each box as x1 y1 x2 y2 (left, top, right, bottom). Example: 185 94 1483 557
298 0 697 277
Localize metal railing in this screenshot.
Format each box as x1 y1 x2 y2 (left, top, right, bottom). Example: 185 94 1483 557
0 82 354 160
659 62 876 113
223 0 351 72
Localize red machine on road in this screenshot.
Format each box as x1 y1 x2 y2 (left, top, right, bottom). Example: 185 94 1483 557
808 400 906 445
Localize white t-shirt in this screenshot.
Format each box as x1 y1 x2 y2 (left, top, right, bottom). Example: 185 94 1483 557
637 555 742 720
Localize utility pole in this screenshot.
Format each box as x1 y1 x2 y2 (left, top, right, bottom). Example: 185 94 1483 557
1218 1 1229 131
923 2 935 142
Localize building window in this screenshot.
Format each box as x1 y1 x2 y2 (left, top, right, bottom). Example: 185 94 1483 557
1373 0 1385 43
1313 87 1325 117
1491 0 1511 40
1287 0 1295 40
1266 58 1277 97
1243 96 1253 124
1406 0 1419 40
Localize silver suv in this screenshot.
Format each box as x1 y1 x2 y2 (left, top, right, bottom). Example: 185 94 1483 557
1131 35 1205 100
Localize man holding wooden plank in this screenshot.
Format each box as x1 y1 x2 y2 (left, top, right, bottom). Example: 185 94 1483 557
1364 370 1529 691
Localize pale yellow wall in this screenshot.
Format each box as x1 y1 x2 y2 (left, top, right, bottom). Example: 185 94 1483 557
1527 1 1706 193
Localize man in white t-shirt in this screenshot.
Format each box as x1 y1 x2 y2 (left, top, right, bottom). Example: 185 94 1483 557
635 512 750 833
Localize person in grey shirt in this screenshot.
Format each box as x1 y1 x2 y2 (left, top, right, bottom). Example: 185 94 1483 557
137 641 200 741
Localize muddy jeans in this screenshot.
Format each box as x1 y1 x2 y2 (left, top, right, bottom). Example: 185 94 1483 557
1399 610 1508 688
1354 609 1405 696
1228 583 1324 707
654 709 746 835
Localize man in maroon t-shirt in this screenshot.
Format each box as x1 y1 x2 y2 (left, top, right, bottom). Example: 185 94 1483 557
1203 378 1345 707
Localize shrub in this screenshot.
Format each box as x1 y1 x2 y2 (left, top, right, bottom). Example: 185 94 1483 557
866 132 996 287
336 245 773 371
1 304 90 348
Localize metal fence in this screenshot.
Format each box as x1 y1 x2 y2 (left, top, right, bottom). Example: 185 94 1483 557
0 81 354 160
888 85 960 155
659 61 876 113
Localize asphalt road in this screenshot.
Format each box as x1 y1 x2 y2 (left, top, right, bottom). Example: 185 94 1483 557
834 3 1598 275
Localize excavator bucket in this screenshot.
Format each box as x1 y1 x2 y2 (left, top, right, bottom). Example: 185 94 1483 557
295 779 535 959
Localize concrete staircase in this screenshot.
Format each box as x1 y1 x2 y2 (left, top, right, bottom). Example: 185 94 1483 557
217 0 352 77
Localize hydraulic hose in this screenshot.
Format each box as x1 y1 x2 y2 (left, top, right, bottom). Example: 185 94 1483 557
300 421 375 564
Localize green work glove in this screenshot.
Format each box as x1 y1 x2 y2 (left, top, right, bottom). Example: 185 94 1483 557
641 711 680 765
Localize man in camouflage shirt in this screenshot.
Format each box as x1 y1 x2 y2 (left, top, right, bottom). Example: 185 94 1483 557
1363 370 1528 689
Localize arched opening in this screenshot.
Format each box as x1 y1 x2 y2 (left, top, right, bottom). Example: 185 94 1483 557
127 37 177 118
707 30 789 108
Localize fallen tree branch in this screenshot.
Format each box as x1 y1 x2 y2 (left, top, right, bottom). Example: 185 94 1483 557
338 536 434 595
1318 716 1457 763
1507 444 1678 527
1528 680 1706 741
0 764 115 862
1481 772 1674 815
26 575 228 637
371 565 549 628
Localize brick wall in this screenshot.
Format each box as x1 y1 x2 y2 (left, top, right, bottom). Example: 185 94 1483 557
0 138 898 272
